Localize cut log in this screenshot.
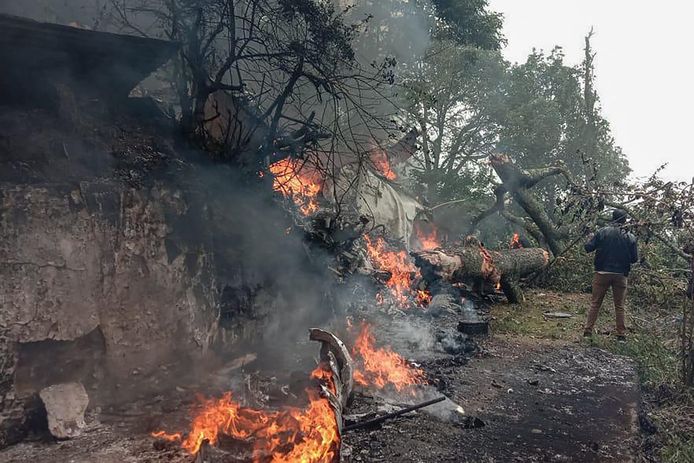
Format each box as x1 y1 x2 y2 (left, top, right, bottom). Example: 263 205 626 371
412 246 549 303
413 246 549 282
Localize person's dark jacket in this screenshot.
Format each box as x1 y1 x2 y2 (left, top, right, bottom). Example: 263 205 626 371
585 225 638 276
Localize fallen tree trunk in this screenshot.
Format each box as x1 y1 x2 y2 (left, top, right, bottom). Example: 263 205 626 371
412 246 549 303
489 154 570 256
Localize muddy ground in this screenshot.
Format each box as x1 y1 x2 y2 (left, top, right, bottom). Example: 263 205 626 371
0 293 640 463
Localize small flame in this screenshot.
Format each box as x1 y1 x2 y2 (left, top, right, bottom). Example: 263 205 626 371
153 364 339 461
364 235 420 307
510 233 522 249
479 244 501 289
416 289 432 306
479 245 495 278
269 158 323 216
370 148 397 180
414 222 441 251
352 323 425 393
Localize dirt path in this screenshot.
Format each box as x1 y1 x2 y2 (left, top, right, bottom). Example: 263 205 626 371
345 335 640 463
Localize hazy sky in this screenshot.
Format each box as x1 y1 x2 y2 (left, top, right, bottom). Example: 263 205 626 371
488 0 693 181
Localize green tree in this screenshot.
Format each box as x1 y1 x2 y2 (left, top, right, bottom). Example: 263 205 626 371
402 42 507 203
429 0 505 50
498 42 630 207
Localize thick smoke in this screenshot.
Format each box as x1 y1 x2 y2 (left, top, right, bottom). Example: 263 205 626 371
0 0 440 376
182 164 338 369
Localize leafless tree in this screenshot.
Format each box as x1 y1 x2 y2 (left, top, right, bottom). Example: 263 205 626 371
110 0 399 170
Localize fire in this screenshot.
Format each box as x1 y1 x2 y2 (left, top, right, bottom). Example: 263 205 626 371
413 222 441 250
416 289 432 306
510 233 522 249
352 323 425 393
364 235 419 306
153 364 339 462
479 244 501 289
370 148 397 180
479 245 497 279
269 157 323 216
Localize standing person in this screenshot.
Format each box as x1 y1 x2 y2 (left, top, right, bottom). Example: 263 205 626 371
583 209 638 341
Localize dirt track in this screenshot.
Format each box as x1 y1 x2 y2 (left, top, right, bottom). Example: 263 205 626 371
346 336 639 462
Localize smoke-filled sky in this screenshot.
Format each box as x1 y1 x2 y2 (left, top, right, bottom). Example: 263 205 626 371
489 0 693 182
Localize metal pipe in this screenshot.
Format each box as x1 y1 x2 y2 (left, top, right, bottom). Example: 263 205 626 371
343 396 446 432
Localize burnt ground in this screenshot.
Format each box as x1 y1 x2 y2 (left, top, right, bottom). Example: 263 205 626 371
0 293 640 463
345 338 638 463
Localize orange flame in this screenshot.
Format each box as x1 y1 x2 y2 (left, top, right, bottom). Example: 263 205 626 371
414 222 441 251
479 245 496 279
370 149 397 180
269 158 323 216
364 235 420 306
416 289 432 306
479 244 502 291
510 233 522 249
352 323 425 393
153 364 339 461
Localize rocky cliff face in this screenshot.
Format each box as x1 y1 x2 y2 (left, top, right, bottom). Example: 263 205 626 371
0 89 335 447
0 101 254 447
0 181 220 446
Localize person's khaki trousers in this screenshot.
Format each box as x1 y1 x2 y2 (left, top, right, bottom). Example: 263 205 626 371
584 272 627 336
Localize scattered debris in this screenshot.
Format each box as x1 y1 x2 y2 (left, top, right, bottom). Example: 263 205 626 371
458 320 489 336
532 362 558 373
543 312 574 319
458 416 486 429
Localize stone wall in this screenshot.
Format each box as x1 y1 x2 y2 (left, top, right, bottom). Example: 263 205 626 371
0 181 220 447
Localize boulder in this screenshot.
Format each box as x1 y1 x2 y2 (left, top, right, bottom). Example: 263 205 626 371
39 382 89 439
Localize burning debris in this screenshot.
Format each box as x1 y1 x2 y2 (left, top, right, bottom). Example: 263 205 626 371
413 221 442 251
364 235 420 307
202 369 336 460
153 330 351 462
154 366 340 461
269 157 324 216
148 323 459 462
351 323 426 394
363 235 432 308
370 147 398 181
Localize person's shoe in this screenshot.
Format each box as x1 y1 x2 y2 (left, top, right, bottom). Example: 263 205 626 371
616 335 627 343
583 330 593 338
